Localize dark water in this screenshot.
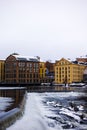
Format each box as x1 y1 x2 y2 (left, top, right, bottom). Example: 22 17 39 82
0 87 26 113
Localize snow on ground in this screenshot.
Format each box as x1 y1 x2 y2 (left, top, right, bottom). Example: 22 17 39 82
7 93 62 130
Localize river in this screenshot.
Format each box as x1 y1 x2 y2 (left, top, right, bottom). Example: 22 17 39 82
1 88 86 130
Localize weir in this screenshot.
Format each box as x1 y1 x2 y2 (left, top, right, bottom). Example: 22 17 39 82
0 92 27 130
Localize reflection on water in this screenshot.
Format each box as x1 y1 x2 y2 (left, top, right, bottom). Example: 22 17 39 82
0 87 26 113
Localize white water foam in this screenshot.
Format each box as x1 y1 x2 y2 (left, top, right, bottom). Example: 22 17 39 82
7 93 62 130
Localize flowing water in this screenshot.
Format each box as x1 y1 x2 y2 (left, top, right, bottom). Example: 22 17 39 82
5 89 87 130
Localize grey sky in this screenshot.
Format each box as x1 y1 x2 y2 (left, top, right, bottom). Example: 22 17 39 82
0 0 87 61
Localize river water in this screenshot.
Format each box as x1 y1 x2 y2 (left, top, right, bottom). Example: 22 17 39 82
0 87 87 130
0 87 26 116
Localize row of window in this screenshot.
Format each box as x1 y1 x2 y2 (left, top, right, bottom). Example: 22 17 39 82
56 67 84 71
56 70 78 73
56 67 70 70
6 74 39 78
56 78 71 82
56 74 70 77
58 62 70 65
6 79 39 83
19 62 39 68
5 68 39 73
5 62 39 68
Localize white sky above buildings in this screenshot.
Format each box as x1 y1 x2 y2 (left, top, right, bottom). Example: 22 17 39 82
0 0 87 62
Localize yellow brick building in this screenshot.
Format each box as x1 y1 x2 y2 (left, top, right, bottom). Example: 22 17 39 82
0 60 5 83
39 61 46 83
55 58 87 84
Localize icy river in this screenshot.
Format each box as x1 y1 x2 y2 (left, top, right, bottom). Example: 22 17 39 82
5 91 87 130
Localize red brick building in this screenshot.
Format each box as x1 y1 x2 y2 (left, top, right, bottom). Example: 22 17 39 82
76 56 87 64
5 54 40 85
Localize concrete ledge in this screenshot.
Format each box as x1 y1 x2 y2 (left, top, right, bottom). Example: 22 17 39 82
0 93 27 130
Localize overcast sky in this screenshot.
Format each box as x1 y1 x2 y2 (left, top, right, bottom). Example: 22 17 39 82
0 0 87 61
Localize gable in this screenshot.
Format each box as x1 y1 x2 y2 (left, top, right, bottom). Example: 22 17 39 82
5 55 16 62
56 58 72 66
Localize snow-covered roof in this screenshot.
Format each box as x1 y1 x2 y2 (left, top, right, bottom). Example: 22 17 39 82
77 55 87 59
12 55 40 62
0 59 5 61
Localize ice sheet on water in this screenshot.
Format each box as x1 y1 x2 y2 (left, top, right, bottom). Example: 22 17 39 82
59 107 81 122
43 92 85 98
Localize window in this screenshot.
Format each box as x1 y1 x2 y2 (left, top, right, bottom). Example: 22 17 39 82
19 62 25 67
29 68 32 72
13 63 17 67
29 63 32 67
27 63 30 67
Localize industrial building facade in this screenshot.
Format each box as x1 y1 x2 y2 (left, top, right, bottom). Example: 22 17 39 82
0 54 87 86
55 58 87 84
5 54 40 85
39 61 55 83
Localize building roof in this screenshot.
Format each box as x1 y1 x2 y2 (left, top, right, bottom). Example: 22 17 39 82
77 55 87 59
12 54 40 62
0 59 5 61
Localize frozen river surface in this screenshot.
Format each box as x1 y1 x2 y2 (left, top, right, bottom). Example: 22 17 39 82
7 92 87 130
